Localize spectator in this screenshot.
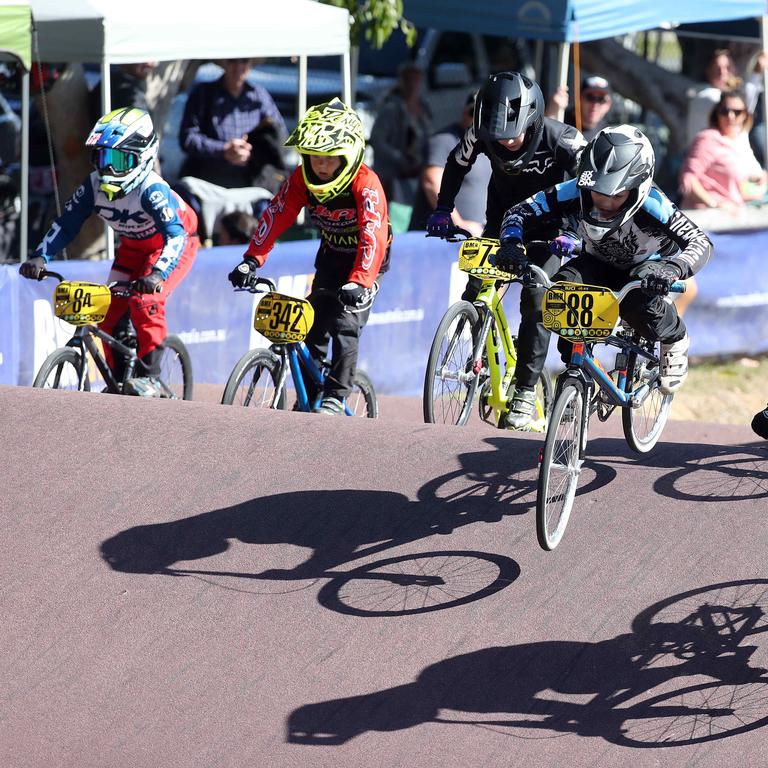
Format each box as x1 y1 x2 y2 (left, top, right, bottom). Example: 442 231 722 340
178 58 288 241
679 89 767 215
89 62 159 124
685 48 765 147
409 91 491 236
546 75 613 142
369 62 432 212
214 209 258 246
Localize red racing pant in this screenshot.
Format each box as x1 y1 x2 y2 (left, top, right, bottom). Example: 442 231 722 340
100 227 199 373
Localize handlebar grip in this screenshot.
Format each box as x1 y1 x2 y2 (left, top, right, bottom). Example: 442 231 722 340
670 281 686 294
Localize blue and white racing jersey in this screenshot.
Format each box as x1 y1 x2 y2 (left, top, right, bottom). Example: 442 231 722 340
35 171 194 278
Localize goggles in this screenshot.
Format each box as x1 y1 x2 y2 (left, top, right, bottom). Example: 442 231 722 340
91 148 138 175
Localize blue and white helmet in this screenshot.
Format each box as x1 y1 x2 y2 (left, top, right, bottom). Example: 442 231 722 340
85 107 158 200
576 125 655 241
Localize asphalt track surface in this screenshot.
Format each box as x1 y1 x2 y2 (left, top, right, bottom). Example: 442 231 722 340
2 383 768 768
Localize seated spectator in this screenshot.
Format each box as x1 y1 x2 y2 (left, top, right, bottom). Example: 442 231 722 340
685 48 765 147
408 91 491 237
369 61 432 212
178 58 288 242
546 75 613 142
679 89 767 215
214 209 258 246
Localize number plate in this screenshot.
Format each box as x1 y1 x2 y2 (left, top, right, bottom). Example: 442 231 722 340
542 282 620 341
458 238 514 280
54 281 112 325
254 292 315 342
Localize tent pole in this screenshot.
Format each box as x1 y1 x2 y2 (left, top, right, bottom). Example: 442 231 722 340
298 54 307 118
20 70 29 263
556 42 570 122
101 57 114 262
342 50 352 104
762 16 768 170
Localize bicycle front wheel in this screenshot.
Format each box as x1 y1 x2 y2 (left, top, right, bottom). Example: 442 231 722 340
622 345 673 454
536 379 586 551
221 347 287 409
423 301 481 426
347 369 378 418
158 334 194 401
32 347 90 391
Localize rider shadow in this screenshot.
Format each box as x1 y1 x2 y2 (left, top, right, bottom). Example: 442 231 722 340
99 487 521 616
288 579 768 748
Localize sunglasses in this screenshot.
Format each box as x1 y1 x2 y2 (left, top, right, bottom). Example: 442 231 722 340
91 148 138 175
718 106 746 117
584 93 609 104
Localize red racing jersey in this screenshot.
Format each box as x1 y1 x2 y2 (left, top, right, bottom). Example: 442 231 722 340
244 164 390 288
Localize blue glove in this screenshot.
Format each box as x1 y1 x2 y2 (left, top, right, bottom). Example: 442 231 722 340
549 235 578 258
491 240 528 274
228 257 259 288
135 269 164 294
426 207 452 238
633 261 682 296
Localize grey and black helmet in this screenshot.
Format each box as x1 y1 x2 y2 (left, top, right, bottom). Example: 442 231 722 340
576 125 655 240
473 71 545 174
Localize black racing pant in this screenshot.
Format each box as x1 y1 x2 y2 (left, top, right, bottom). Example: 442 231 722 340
462 243 561 390
554 256 687 363
304 270 376 401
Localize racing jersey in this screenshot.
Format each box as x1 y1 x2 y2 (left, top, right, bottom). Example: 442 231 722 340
436 117 587 236
34 171 196 279
244 164 390 288
500 178 713 278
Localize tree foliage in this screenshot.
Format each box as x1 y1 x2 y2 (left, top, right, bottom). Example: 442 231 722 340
320 0 416 49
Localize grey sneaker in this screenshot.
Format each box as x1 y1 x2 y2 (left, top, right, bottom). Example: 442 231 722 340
123 376 164 398
659 333 689 395
506 388 537 430
314 396 345 415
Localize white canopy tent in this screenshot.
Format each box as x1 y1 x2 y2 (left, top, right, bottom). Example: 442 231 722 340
22 0 352 260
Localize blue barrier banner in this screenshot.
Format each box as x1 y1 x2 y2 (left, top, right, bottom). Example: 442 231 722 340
2 228 768 396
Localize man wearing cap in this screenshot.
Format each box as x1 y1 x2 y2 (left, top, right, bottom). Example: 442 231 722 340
547 75 613 141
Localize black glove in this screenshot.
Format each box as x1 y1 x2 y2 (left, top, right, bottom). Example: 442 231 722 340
228 257 259 288
633 261 682 296
338 282 367 307
426 207 452 238
19 256 46 280
135 269 164 294
752 406 768 440
491 240 527 274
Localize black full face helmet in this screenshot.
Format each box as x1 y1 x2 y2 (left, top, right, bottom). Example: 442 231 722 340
576 124 655 241
473 71 545 174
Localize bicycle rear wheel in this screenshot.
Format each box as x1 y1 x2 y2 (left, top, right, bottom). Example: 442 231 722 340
32 347 90 391
536 379 586 551
423 301 481 426
347 370 378 418
158 334 194 401
622 344 673 454
221 347 287 409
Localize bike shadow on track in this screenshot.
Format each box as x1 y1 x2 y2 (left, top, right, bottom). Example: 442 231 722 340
287 579 768 749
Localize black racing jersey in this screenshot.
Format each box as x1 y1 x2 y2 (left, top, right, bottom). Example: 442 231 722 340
436 117 587 237
501 178 713 278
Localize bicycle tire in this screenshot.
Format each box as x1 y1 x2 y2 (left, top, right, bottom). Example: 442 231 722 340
423 301 481 426
32 347 90 391
622 343 673 454
221 347 287 409
158 334 194 401
536 378 586 551
348 369 378 418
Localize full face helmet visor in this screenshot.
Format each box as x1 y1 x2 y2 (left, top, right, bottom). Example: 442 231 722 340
91 148 138 176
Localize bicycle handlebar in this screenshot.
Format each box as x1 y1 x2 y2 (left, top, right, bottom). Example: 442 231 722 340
37 269 162 296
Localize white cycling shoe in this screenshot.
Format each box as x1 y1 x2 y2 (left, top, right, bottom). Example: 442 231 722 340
659 333 689 395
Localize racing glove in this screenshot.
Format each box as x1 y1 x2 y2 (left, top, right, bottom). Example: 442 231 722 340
426 206 453 238
228 257 259 288
633 261 682 297
491 240 528 274
549 235 579 258
338 282 368 307
19 256 46 280
135 270 165 294
752 406 768 440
